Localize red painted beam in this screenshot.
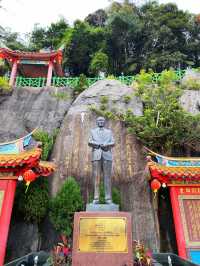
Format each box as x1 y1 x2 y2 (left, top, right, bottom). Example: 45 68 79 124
0 180 17 266
170 187 187 259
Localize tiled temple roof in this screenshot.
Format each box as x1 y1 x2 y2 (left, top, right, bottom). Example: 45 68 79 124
0 148 41 167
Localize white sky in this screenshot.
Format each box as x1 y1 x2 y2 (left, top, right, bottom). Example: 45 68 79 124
0 0 199 35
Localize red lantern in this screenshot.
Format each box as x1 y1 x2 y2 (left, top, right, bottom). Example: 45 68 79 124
23 169 37 192
151 179 161 193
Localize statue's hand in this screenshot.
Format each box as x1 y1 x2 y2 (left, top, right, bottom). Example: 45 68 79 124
94 144 100 149
101 144 109 151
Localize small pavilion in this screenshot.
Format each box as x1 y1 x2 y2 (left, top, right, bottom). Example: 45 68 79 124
0 48 63 87
0 130 56 265
147 149 200 265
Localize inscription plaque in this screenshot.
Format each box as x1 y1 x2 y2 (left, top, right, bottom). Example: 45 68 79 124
78 217 127 253
0 190 4 216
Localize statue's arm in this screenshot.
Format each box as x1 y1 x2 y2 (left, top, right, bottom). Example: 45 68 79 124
88 132 100 148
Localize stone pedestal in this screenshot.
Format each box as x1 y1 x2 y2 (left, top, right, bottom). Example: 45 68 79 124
72 211 133 266
86 203 119 212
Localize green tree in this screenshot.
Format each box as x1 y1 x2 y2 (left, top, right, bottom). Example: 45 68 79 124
49 177 83 236
85 9 108 27
29 18 68 50
63 21 108 75
89 51 109 75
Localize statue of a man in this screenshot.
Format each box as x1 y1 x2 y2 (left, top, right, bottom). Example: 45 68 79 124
88 117 115 204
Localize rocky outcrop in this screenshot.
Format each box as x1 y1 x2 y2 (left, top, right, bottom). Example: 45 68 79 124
0 86 73 141
51 79 160 251
180 90 200 115
7 222 39 261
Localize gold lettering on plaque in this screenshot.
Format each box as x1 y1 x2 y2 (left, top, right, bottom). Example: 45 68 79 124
78 217 128 253
0 191 4 216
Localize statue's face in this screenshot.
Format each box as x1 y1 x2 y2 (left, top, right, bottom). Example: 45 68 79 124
97 117 105 128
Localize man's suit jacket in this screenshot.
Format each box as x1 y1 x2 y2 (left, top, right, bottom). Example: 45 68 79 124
88 127 115 161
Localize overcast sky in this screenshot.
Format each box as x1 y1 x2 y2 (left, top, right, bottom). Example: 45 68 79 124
0 0 199 35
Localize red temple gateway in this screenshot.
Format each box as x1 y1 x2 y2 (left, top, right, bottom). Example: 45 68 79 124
0 48 63 87
0 130 56 266
147 149 200 265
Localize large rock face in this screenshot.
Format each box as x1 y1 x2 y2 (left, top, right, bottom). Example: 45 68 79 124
0 86 73 141
51 80 160 250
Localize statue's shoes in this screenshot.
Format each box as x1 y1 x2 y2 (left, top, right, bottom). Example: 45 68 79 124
105 199 112 204
93 199 99 204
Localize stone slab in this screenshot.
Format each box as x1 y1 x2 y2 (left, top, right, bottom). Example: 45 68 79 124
86 203 119 212
72 211 133 266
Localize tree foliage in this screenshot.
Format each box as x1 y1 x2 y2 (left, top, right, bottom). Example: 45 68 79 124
91 69 200 155
89 51 109 75
29 18 68 50
49 177 83 236
1 1 200 76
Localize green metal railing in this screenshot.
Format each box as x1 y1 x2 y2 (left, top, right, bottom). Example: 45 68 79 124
16 77 46 87
15 69 187 88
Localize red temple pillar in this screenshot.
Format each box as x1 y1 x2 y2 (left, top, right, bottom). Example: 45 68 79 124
0 180 17 266
170 186 187 259
46 61 53 87
9 60 18 87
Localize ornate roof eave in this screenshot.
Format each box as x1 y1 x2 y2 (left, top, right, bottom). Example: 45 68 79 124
0 48 63 62
148 160 200 184
0 148 42 167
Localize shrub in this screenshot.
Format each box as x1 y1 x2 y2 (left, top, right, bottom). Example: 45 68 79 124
135 70 152 88
123 95 132 104
159 69 177 85
33 130 58 160
49 177 84 236
0 77 11 90
74 74 89 94
15 177 49 223
100 95 109 105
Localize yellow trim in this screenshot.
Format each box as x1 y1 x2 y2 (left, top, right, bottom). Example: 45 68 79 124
148 160 200 171
0 148 41 161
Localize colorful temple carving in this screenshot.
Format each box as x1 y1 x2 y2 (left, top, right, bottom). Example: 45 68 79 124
147 149 200 265
0 48 63 87
0 130 55 265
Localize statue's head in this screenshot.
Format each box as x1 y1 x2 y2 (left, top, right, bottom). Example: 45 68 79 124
96 117 105 128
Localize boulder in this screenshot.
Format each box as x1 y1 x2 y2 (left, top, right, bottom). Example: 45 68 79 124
51 79 160 250
180 90 200 115
0 86 73 141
